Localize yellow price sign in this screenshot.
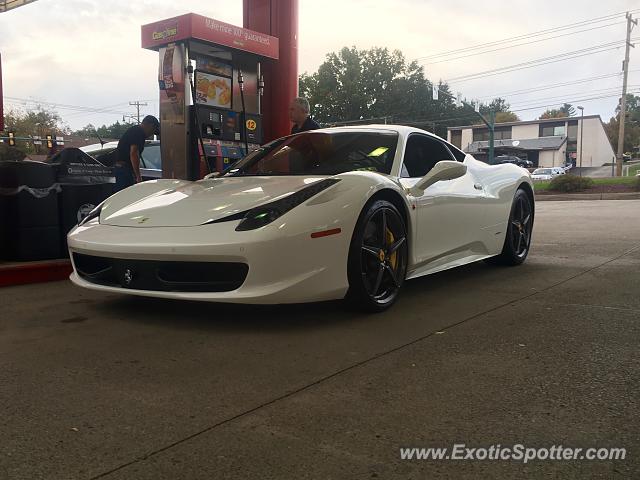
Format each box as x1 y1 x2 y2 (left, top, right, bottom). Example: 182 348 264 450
246 119 257 131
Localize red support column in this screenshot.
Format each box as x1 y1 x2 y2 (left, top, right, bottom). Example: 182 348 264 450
0 53 4 132
243 0 298 142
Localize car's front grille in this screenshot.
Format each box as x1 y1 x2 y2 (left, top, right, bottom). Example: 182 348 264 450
73 253 248 292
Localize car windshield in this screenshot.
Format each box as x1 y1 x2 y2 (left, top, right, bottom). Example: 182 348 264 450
226 131 399 176
533 168 553 175
80 142 118 155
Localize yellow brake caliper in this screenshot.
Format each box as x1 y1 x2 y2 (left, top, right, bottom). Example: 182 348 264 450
386 228 397 270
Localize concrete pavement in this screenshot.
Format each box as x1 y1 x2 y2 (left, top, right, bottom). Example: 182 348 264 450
1 200 639 479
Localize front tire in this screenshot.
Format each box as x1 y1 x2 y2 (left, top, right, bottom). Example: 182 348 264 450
489 188 534 266
346 200 408 312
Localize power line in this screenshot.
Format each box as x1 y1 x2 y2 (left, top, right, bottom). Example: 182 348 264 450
421 21 625 65
478 71 640 100
508 85 639 108
510 90 640 113
3 96 158 125
446 40 631 83
4 96 132 115
416 9 640 61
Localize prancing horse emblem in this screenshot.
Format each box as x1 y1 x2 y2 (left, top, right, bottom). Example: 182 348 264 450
123 269 133 285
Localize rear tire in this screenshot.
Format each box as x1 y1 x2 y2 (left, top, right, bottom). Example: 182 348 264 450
346 200 408 312
488 188 533 266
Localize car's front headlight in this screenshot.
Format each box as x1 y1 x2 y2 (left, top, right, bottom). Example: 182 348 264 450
235 179 340 231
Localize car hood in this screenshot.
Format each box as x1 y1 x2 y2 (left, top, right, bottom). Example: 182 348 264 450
100 176 330 227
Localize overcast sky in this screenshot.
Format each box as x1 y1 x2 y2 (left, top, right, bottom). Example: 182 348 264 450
1 0 638 131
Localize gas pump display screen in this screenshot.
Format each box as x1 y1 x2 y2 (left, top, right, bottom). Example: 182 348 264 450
195 71 232 109
195 57 232 77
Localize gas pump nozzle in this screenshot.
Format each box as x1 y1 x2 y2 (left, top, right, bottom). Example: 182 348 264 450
238 69 249 156
186 63 211 176
237 69 244 91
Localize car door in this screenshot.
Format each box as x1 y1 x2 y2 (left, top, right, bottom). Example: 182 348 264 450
398 134 486 269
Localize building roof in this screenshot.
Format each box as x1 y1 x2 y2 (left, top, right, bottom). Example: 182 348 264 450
448 114 602 131
467 136 567 154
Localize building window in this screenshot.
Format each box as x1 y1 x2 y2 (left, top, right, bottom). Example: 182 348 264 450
567 120 578 141
473 126 512 142
450 130 462 149
539 122 566 137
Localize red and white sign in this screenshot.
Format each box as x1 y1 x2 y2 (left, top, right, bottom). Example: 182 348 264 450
141 13 279 60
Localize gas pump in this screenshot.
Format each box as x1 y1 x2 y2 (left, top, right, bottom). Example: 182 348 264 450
141 14 279 180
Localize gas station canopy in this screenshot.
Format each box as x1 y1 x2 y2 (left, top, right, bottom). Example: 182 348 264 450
141 13 279 60
0 0 38 12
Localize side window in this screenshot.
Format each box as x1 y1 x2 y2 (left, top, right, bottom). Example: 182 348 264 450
401 135 454 178
141 145 162 170
448 144 466 162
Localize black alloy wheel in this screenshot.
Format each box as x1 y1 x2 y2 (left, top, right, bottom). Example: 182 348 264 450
347 199 408 312
510 192 533 259
488 188 534 266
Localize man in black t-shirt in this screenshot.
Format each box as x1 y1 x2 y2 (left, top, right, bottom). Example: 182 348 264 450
289 97 320 134
113 115 160 192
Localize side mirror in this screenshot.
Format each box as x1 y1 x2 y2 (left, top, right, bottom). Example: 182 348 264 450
204 171 220 180
409 160 467 196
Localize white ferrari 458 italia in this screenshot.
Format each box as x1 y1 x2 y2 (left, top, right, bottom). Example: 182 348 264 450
68 126 535 311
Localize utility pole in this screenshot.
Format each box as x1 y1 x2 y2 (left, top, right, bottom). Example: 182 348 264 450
488 110 495 165
577 106 584 176
616 12 637 177
129 101 148 123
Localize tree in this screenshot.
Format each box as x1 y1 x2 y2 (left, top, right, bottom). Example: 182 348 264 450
539 108 563 119
560 103 576 117
479 98 520 123
605 93 640 153
495 111 520 123
3 106 70 154
74 121 135 140
0 143 27 161
539 103 576 119
299 46 464 137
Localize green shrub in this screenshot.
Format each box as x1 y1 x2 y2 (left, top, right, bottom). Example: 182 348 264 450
634 176 640 192
548 174 594 193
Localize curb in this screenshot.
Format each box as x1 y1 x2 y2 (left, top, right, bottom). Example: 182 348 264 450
0 260 72 288
536 192 640 201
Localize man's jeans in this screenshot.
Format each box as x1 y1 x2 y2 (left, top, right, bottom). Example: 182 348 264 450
113 164 135 193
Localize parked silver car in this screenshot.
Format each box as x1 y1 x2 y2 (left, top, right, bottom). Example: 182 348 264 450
531 168 556 181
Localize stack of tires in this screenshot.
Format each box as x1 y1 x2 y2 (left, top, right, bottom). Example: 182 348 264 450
0 160 62 261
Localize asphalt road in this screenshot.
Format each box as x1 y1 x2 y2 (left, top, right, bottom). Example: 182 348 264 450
2 200 639 479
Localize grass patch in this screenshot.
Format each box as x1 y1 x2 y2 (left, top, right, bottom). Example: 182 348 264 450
589 176 637 185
